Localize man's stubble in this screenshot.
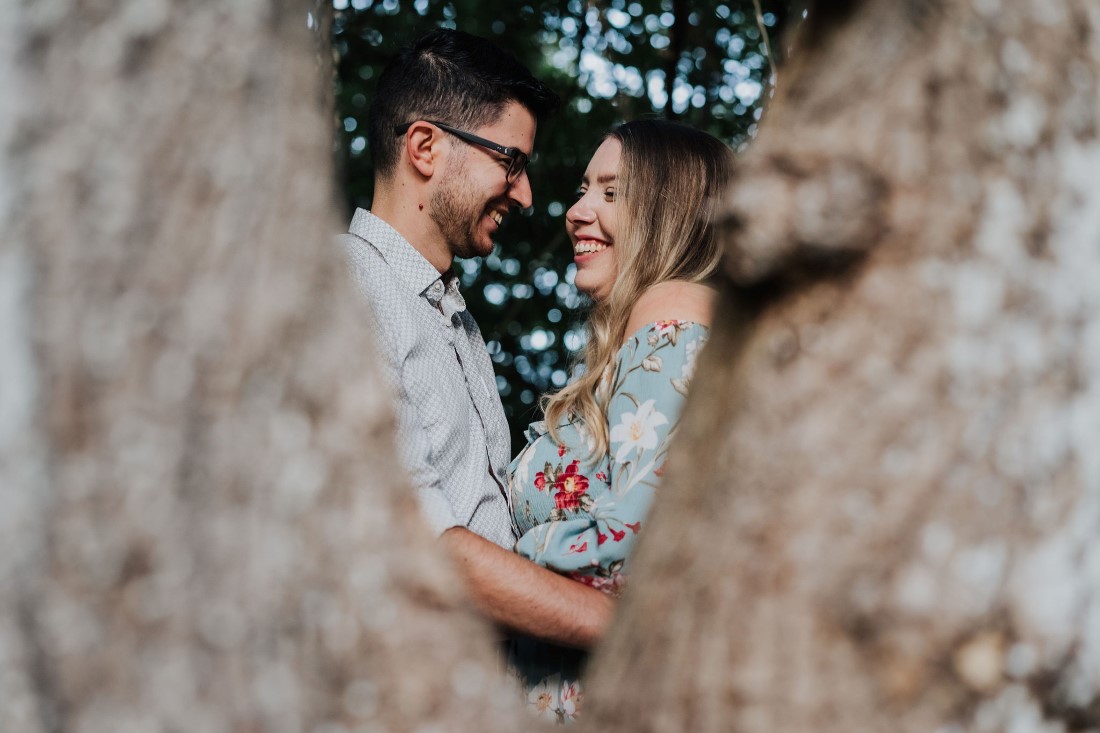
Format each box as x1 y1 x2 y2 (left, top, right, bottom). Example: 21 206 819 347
429 151 496 261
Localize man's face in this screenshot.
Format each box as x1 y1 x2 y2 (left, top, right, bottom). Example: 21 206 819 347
429 101 537 260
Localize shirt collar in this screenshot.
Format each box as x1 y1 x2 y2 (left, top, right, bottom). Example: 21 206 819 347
349 209 456 305
423 271 468 318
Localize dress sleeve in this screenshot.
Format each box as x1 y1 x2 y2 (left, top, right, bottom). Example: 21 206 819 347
605 321 707 498
514 321 708 592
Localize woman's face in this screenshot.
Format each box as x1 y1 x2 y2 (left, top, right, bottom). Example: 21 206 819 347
567 137 621 301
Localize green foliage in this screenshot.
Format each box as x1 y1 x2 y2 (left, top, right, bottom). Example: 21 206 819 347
333 0 788 447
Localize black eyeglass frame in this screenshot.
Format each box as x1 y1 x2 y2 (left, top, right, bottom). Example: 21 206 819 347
393 120 530 184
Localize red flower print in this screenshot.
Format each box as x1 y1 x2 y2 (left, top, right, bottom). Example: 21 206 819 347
626 521 641 534
553 460 590 511
595 471 609 483
534 471 548 492
608 527 626 542
655 320 683 342
568 571 627 597
597 531 608 546
558 443 567 457
567 541 588 554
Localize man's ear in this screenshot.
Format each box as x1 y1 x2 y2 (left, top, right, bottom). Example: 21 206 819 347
404 122 439 178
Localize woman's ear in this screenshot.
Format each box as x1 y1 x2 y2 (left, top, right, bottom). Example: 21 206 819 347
404 122 438 178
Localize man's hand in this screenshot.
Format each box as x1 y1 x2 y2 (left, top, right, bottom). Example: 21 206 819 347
440 527 614 649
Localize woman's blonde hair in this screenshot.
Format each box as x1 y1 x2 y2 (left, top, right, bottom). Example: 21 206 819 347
542 119 736 459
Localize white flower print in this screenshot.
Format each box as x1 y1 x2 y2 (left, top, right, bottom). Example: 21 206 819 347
641 353 662 372
576 420 597 457
683 337 700 380
513 440 536 489
527 675 561 721
672 335 703 396
609 399 669 463
647 319 684 346
560 679 583 720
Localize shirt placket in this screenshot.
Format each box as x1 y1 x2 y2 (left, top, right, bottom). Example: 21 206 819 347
429 287 517 538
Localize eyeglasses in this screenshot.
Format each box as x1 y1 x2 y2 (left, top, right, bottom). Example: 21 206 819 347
394 120 530 185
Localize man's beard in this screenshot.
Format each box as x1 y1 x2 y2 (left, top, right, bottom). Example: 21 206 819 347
429 169 495 260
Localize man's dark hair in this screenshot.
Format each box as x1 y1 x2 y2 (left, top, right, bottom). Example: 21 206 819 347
368 29 560 178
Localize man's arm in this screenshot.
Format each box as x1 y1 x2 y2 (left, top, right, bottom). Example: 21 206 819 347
441 527 614 649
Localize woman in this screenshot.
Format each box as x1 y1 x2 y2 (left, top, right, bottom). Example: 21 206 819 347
507 119 735 722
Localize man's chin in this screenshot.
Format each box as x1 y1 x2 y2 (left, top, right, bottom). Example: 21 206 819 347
468 227 497 257
452 237 494 260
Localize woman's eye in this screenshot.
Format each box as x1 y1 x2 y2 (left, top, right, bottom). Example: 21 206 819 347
603 189 616 201
574 188 587 199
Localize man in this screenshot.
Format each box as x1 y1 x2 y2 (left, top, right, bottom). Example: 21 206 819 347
340 29 613 649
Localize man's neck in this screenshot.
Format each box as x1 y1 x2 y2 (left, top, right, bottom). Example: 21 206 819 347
370 186 452 274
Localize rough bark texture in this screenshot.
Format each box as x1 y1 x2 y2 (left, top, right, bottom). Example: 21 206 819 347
586 0 1100 731
0 3 528 731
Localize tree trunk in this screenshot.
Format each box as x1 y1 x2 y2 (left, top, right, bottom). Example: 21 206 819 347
0 3 527 731
585 1 1100 730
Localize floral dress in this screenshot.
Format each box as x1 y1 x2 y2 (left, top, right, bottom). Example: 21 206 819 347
506 320 707 723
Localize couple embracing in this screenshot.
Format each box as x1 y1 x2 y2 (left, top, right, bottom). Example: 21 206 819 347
340 28 733 722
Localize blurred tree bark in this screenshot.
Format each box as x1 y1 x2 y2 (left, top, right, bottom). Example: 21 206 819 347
0 3 530 731
585 0 1100 730
4 0 1099 732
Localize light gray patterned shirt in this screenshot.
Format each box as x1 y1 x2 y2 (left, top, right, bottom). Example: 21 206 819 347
340 209 515 548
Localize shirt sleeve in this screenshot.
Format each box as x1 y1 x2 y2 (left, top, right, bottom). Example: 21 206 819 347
344 247 463 537
514 322 708 590
392 379 463 535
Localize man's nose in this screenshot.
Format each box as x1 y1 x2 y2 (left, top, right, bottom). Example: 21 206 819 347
508 169 533 209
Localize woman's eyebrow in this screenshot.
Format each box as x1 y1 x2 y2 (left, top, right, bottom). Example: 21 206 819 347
595 174 618 184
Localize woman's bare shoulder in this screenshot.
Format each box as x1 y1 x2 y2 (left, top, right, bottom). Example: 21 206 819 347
624 281 716 337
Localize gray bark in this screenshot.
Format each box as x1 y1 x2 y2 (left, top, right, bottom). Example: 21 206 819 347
585 0 1100 730
7 0 1099 731
0 3 527 731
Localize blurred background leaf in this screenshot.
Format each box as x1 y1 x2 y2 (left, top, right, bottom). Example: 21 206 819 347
332 0 794 447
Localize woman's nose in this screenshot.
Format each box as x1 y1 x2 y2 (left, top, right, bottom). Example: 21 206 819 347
566 197 593 224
